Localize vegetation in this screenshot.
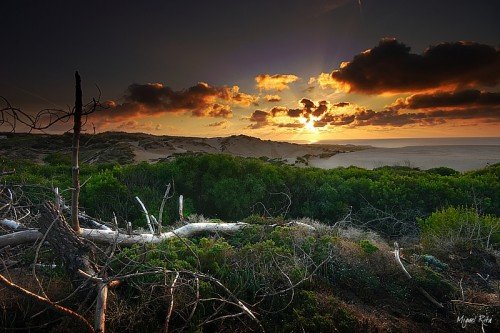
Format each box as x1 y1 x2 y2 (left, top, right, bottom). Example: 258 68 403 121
1 153 499 332
1 154 499 236
418 207 499 254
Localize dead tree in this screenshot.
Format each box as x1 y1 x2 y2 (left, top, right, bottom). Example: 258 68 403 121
0 73 316 332
38 201 98 286
72 71 83 233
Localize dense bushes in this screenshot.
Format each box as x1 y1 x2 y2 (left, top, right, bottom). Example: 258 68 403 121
418 207 500 253
108 225 455 332
1 154 499 235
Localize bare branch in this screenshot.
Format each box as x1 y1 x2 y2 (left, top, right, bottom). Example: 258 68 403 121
0 273 94 333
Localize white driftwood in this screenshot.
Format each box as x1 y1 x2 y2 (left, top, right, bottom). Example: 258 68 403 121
0 222 248 247
393 242 444 309
0 229 42 246
135 196 154 234
0 221 318 247
1 218 24 230
179 195 184 220
81 222 249 246
158 183 172 226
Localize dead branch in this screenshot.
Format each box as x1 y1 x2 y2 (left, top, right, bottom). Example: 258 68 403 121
0 273 94 333
393 242 444 309
163 271 179 333
0 217 319 248
157 183 172 233
95 282 108 333
135 196 154 234
0 170 15 176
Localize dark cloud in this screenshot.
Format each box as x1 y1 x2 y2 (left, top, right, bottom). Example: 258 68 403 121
97 82 258 123
249 110 270 123
333 102 350 108
285 108 303 118
328 39 500 94
247 110 271 128
246 96 499 130
246 98 358 130
331 106 500 127
276 122 303 128
283 99 330 119
392 89 500 109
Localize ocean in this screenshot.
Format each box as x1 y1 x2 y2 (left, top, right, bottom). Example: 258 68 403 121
308 137 500 171
317 137 500 148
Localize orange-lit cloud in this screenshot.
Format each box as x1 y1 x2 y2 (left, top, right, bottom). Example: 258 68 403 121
246 96 500 130
208 120 230 128
247 98 351 130
322 39 500 94
255 74 299 91
265 94 281 102
116 120 163 132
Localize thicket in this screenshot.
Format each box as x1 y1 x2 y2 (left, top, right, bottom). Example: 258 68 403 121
419 207 499 254
1 154 498 238
1 154 499 331
103 226 456 332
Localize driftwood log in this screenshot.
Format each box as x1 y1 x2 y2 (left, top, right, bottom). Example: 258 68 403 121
0 219 315 247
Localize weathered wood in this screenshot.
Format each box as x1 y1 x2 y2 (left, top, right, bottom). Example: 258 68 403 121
95 282 108 333
0 220 317 247
0 228 41 246
38 201 98 287
178 195 184 220
158 183 171 231
81 222 249 246
135 196 154 234
393 242 444 309
71 71 83 233
0 218 24 230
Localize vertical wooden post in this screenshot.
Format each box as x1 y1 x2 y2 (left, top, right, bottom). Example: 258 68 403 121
71 71 82 233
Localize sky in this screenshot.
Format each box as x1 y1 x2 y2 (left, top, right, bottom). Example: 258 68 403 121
1 0 499 142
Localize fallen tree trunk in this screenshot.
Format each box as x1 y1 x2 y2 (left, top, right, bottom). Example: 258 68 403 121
0 220 318 247
0 221 251 247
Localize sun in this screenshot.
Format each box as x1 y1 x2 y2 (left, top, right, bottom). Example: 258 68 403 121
305 119 317 132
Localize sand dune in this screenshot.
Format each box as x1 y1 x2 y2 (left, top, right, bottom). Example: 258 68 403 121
2 132 498 171
132 134 365 164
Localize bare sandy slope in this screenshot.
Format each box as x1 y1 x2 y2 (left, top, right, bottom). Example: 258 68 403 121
131 134 365 164
309 145 500 171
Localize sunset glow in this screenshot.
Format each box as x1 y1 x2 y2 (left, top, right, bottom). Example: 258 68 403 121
1 1 498 141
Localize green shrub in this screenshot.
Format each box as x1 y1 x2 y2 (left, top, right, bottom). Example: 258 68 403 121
43 152 71 165
359 239 379 254
418 207 500 253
